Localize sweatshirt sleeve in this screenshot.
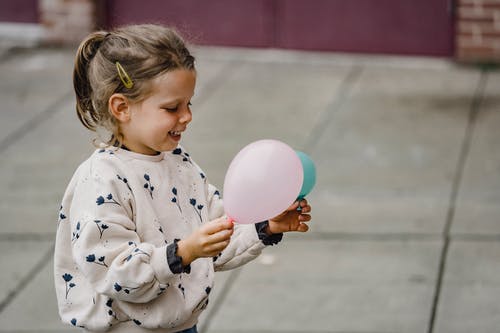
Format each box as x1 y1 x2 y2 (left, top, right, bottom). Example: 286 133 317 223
213 223 268 271
69 157 179 303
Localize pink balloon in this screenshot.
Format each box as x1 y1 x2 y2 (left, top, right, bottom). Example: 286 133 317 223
223 139 304 224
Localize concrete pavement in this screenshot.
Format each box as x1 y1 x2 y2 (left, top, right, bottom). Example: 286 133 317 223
0 45 499 333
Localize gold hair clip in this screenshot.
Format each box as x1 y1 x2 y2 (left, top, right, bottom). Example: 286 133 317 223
115 61 134 89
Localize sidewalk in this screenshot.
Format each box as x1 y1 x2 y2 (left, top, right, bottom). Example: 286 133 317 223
0 45 499 333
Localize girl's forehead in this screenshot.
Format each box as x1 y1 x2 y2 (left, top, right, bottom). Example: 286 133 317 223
150 69 196 95
154 69 196 85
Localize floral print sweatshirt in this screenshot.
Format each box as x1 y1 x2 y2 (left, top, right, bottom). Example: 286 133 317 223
54 147 273 332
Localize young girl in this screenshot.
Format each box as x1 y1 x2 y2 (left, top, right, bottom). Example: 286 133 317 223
54 24 311 333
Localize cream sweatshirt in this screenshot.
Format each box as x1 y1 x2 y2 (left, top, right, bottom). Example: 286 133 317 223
54 146 273 332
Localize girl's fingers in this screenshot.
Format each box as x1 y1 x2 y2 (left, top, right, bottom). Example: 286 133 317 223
207 228 233 244
300 205 311 213
206 240 230 254
297 223 309 232
299 214 311 222
202 220 224 234
292 214 302 230
204 218 234 235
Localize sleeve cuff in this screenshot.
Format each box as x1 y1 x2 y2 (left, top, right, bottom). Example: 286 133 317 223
255 221 283 246
167 239 191 274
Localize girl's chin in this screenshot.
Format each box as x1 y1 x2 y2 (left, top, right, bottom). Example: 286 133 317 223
163 138 181 151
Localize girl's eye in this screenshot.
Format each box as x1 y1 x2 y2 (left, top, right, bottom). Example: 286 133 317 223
188 101 192 107
163 102 191 113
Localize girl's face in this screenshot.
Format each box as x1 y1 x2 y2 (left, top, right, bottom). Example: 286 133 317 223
121 69 196 155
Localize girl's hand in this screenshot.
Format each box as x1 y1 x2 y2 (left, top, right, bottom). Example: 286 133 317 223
177 217 234 266
267 199 312 234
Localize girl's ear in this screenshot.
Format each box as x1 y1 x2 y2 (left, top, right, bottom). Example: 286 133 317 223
109 93 130 122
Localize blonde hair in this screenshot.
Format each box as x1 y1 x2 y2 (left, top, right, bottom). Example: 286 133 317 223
73 24 195 147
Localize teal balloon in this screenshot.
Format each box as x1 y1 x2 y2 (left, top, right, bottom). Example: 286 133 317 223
296 151 316 199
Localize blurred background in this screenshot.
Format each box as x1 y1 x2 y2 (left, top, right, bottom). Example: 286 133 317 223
1 0 498 61
0 1 499 333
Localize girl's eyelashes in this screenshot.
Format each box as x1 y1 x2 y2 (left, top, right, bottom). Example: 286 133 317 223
163 101 192 113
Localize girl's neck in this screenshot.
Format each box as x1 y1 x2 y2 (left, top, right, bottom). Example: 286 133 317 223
115 143 161 156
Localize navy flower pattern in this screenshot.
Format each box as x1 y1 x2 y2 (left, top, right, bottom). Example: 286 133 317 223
105 298 119 321
94 220 109 239
171 187 182 213
172 148 192 164
72 222 81 242
114 282 140 294
212 252 222 262
86 254 108 267
117 174 132 192
178 283 185 298
70 318 85 328
98 149 114 155
62 273 76 299
125 247 151 262
96 194 120 206
143 174 154 198
190 198 203 222
59 205 67 221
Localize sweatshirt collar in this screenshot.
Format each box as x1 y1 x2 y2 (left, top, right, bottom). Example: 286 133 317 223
115 147 165 162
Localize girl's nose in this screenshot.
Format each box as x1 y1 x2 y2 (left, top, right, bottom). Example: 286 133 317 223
179 107 192 124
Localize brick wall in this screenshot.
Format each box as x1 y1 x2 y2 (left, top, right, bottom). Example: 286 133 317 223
39 0 97 44
456 0 500 62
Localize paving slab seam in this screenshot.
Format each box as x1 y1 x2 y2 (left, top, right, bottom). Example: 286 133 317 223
426 68 488 333
0 46 23 63
0 328 73 333
0 46 70 64
3 230 494 246
193 48 351 67
451 234 500 242
263 232 500 242
301 65 363 154
205 330 394 333
0 243 54 314
0 91 73 156
291 231 442 242
196 46 455 70
0 233 55 242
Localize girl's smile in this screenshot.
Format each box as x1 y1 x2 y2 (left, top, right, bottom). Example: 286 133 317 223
169 130 183 140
